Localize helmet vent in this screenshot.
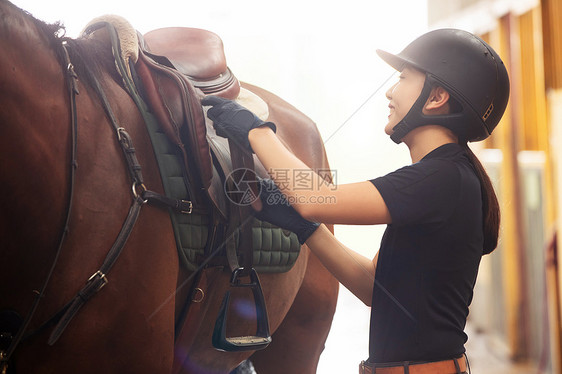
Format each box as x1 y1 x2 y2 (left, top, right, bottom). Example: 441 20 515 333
482 103 494 121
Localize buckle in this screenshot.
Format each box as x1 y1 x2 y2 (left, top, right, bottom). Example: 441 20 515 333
88 271 108 292
180 200 193 214
360 360 373 374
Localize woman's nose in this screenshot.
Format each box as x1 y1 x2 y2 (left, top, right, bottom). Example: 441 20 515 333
386 82 398 100
385 85 395 100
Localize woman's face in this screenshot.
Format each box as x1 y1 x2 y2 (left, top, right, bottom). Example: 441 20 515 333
384 67 426 135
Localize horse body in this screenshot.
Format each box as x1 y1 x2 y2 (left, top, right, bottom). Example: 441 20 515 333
0 2 338 373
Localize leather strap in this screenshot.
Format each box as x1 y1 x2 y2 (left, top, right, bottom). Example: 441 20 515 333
0 40 80 369
48 197 144 345
225 143 257 274
359 357 467 374
142 190 193 214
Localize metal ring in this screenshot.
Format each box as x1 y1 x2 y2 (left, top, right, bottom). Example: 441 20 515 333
131 182 147 201
192 288 205 303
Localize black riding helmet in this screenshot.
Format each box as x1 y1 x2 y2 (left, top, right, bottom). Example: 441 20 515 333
377 28 510 143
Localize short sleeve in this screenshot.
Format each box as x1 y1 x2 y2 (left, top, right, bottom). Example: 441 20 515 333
370 160 461 227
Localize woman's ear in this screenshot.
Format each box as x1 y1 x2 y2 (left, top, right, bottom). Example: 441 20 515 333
424 86 450 113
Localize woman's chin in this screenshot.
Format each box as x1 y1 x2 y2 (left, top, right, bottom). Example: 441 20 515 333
384 124 394 136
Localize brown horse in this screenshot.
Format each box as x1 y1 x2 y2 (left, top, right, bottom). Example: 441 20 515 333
0 1 338 373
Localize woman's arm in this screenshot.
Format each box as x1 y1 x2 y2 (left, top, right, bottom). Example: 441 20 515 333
250 126 382 305
305 224 379 306
249 127 391 225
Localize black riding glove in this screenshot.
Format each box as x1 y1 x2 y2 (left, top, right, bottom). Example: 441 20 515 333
201 95 276 153
256 178 320 245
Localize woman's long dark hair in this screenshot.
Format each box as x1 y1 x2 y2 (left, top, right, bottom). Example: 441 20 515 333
462 143 500 255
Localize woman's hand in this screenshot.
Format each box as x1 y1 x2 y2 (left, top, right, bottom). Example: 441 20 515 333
255 178 320 244
201 95 276 152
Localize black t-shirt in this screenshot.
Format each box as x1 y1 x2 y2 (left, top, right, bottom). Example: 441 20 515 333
368 143 483 363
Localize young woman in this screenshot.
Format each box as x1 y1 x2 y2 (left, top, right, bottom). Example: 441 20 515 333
202 28 509 374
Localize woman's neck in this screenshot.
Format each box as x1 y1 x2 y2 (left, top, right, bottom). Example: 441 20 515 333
402 125 458 163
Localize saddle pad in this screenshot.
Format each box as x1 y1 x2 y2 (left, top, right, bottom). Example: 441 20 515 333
142 97 301 273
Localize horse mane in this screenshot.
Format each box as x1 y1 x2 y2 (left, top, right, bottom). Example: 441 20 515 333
3 0 122 91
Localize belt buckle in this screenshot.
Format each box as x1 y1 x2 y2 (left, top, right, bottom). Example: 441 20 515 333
360 360 369 374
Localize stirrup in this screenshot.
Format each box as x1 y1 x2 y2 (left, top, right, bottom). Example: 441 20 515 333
212 268 271 352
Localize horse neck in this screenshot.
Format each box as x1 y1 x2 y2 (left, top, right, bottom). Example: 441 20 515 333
0 2 72 279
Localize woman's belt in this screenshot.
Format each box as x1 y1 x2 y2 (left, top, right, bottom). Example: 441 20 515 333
359 356 467 374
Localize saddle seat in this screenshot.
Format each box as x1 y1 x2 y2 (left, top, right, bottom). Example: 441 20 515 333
142 27 241 100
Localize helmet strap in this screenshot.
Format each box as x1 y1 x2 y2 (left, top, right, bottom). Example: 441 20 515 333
390 78 433 144
390 75 468 144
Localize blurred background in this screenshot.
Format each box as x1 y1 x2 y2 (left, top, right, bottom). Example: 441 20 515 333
10 0 562 372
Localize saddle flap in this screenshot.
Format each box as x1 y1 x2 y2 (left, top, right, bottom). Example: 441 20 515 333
135 50 214 191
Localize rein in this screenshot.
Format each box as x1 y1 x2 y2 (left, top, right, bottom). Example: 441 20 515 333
0 41 79 370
